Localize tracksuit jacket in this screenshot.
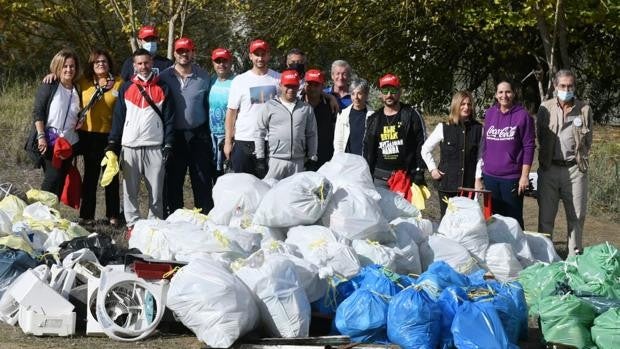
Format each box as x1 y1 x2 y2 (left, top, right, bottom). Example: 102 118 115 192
255 98 318 160
109 74 174 148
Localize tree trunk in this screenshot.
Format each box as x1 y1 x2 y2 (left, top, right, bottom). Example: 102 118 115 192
557 0 570 69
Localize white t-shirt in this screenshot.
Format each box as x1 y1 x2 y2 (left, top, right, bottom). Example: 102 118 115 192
279 97 295 113
47 85 80 145
227 69 280 141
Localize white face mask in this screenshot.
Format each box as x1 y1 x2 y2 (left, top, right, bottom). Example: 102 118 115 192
557 90 574 102
142 41 158 55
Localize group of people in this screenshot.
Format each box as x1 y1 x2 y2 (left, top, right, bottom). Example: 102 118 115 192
28 25 592 256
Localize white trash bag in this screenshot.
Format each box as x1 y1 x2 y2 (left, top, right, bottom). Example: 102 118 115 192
234 251 311 338
385 226 422 275
167 257 259 347
253 172 333 228
524 231 561 263
427 235 482 275
209 173 271 226
484 243 523 282
352 240 398 270
317 152 379 199
487 214 534 265
375 187 420 221
437 197 489 261
321 186 393 243
165 208 210 230
285 225 360 279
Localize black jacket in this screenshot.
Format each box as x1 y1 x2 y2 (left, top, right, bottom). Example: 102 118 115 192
363 102 427 177
437 120 482 192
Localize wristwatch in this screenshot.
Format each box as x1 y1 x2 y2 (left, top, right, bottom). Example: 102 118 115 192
309 155 318 161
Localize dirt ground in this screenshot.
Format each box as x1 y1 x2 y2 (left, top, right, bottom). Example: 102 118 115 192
0 155 618 348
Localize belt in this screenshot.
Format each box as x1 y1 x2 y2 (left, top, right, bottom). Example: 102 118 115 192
551 159 577 167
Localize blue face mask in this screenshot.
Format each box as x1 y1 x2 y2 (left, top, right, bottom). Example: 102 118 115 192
557 90 574 102
142 41 158 55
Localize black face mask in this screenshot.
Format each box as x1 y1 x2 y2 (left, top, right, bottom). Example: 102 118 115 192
288 63 306 77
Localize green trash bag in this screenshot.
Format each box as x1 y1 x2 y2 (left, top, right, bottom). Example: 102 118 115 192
518 262 570 316
539 294 597 349
567 270 620 299
591 308 620 349
577 243 620 284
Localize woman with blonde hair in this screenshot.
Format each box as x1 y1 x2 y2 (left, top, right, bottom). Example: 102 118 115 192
31 48 82 196
421 90 483 217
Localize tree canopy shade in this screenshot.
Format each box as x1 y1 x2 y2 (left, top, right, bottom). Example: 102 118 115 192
0 0 617 122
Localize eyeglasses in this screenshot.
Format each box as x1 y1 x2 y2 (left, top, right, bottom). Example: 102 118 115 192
380 87 399 95
213 59 229 64
94 60 108 65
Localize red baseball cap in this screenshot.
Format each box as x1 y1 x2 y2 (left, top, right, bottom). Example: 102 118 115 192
174 37 195 51
379 73 401 88
249 39 269 53
305 69 325 84
280 70 300 86
138 25 158 40
211 47 232 61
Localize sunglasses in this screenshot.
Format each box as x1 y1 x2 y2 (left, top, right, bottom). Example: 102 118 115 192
380 87 399 95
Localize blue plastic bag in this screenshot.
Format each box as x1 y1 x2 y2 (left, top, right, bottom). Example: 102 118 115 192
351 265 402 296
488 281 529 341
387 287 442 349
335 289 389 343
0 248 38 298
416 261 470 300
311 277 356 316
437 286 468 349
452 301 518 349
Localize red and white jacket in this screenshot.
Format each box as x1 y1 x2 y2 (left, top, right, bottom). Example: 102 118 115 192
109 74 174 148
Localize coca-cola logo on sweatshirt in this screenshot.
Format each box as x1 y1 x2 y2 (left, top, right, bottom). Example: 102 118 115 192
486 125 517 141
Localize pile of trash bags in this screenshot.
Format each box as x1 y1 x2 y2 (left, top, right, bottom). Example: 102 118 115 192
519 243 620 349
333 262 528 349
0 153 570 346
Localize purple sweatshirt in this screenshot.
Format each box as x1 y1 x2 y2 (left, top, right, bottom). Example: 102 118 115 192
482 104 535 179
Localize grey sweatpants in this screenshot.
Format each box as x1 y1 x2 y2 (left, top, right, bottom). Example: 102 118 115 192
537 164 588 255
265 157 304 180
121 146 164 226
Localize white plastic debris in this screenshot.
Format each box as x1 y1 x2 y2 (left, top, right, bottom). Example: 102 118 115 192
484 243 523 282
234 251 311 338
253 172 333 228
437 197 489 261
209 173 271 225
322 186 393 243
487 214 534 265
166 256 259 348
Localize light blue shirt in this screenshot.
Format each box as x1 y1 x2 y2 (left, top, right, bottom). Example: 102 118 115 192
208 75 234 136
159 64 210 130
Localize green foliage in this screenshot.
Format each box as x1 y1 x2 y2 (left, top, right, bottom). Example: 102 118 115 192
588 139 620 220
0 0 617 121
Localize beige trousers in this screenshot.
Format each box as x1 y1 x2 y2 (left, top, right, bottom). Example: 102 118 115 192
537 164 588 256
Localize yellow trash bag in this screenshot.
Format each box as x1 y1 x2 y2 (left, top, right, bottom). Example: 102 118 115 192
0 194 27 222
26 189 59 208
0 235 35 255
410 183 431 210
100 151 119 187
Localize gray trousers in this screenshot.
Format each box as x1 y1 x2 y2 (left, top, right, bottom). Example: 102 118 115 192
537 164 588 255
265 157 304 180
121 146 164 226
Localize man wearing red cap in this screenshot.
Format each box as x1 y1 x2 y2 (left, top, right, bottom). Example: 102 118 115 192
108 48 175 231
364 73 427 187
255 70 318 180
224 39 280 176
301 69 336 167
159 37 214 217
209 47 235 177
120 25 173 81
